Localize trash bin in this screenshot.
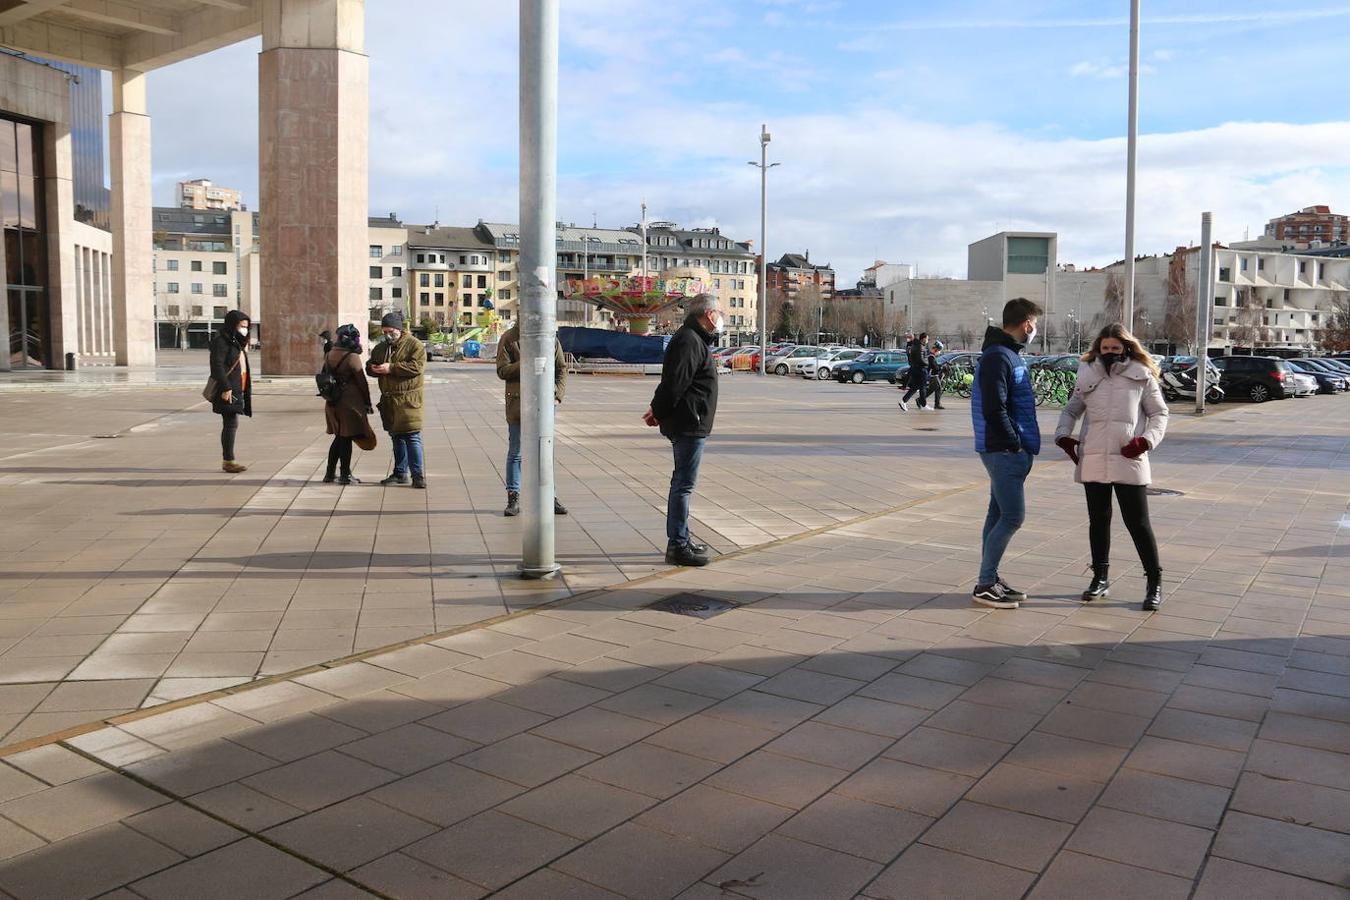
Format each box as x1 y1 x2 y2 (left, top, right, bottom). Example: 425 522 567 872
65 352 76 371
463 340 481 359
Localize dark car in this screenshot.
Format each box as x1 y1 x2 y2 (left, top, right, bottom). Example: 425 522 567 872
1209 356 1294 402
834 350 906 384
1289 359 1349 392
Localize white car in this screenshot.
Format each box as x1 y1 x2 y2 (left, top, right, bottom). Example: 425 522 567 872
1289 371 1318 397
767 345 825 375
798 348 866 380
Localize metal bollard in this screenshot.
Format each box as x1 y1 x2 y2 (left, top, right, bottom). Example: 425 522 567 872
65 352 76 371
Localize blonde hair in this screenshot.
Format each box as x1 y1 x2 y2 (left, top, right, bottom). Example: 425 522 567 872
1081 323 1160 379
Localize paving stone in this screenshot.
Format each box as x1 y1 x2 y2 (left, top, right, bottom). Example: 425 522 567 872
228 712 368 763
190 782 306 831
579 741 721 799
776 791 931 863
706 749 846 809
594 683 716 726
403 810 578 890
1212 811 1350 886
813 695 929 738
884 725 1011 778
349 852 485 899
1258 710 1350 755
1166 684 1270 722
290 879 384 899
1146 707 1260 753
387 667 510 707
1193 859 1350 900
132 837 329 900
0 771 167 841
456 732 599 788
702 690 824 734
921 800 1073 873
0 822 182 900
122 802 243 857
1230 773 1350 837
1004 730 1129 783
835 757 974 818
1028 850 1192 899
264 796 438 871
490 867 626 900
553 821 731 900
922 699 1041 744
498 773 656 840
960 676 1067 715
420 699 550 744
1065 806 1214 878
242 750 398 811
368 762 523 828
636 783 793 853
651 662 765 699
0 760 51 801
1244 737 1350 792
118 702 258 751
763 720 893 771
1097 768 1231 829
1037 702 1151 748
707 832 882 900
337 722 479 774
644 712 777 763
864 843 1035 900
857 671 966 710
0 815 45 862
125 738 278 796
965 761 1103 823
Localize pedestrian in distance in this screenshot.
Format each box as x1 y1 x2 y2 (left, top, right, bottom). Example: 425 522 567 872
1054 323 1169 611
924 339 948 410
644 293 722 567
320 324 374 485
971 297 1043 609
899 332 930 411
208 309 252 474
496 322 569 517
366 312 428 489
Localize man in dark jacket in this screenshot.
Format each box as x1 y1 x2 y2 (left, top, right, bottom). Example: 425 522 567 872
644 293 722 567
970 297 1042 609
899 332 929 411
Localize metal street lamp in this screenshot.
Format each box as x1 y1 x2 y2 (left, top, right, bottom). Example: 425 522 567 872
748 125 779 376
1123 0 1141 326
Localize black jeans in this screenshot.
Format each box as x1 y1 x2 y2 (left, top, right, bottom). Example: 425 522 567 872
1084 482 1160 574
220 411 238 461
925 373 943 406
902 367 929 406
326 436 353 477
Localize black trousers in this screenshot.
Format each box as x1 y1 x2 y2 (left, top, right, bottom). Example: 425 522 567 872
924 374 943 406
220 411 238 461
326 436 353 477
1084 482 1160 574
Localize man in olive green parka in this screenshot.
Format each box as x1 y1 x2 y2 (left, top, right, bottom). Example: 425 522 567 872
367 312 428 488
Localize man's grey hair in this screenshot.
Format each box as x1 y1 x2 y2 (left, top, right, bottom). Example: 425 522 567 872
686 293 718 317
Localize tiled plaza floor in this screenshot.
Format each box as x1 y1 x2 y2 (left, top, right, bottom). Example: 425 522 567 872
0 362 1347 897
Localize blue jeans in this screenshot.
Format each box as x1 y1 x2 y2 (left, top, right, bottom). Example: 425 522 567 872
902 368 929 405
506 421 522 492
978 450 1033 585
667 435 706 546
391 431 424 478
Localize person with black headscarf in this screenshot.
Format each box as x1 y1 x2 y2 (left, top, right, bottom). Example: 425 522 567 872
321 324 373 484
208 310 252 474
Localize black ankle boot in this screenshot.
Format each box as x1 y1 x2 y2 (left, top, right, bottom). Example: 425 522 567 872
1143 570 1163 611
1081 564 1109 602
504 491 520 517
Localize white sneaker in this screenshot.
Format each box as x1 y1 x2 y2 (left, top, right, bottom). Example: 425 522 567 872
898 399 909 411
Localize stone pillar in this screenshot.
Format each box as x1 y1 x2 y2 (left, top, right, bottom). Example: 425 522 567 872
259 0 369 375
109 69 156 368
44 114 78 368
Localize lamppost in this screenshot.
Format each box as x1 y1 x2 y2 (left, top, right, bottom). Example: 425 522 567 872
748 125 779 375
1065 310 1078 354
1123 0 1141 326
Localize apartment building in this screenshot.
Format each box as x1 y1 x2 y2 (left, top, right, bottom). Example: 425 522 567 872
367 214 408 322
152 207 257 348
639 223 758 336
177 178 244 211
405 225 499 329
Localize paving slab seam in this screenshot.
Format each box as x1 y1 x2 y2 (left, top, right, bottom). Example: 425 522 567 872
0 478 989 756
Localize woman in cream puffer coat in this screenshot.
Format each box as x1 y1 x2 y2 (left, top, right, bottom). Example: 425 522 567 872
1054 323 1169 611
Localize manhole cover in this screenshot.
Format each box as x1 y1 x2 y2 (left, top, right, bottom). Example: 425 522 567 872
646 593 738 619
1146 487 1184 497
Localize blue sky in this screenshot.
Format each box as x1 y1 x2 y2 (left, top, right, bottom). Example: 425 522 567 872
145 0 1350 281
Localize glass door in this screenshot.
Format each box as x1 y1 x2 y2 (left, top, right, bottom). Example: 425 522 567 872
8 287 45 368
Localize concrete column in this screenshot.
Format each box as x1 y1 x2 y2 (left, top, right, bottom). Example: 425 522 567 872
44 111 77 367
259 0 368 375
109 69 156 368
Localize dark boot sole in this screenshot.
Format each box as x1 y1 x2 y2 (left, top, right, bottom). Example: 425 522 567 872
1081 589 1109 602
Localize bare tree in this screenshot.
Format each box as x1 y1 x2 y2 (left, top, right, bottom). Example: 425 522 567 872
163 303 194 350
1101 273 1145 334
1229 289 1265 347
1161 254 1197 353
956 325 975 349
793 284 825 343
1321 291 1350 351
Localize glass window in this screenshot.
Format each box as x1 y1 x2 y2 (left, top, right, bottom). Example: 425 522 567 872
500 289 511 301
167 282 179 293
166 259 179 271
392 266 402 277
191 283 203 294
369 265 382 278
190 260 202 272
391 287 402 298
498 270 510 281
212 284 227 297
462 275 471 288
434 293 444 306
391 245 402 256
420 292 429 305
434 273 444 287
369 245 382 257
416 253 425 263
477 275 487 288
369 287 383 300
1006 237 1049 274
212 261 227 275
419 273 429 287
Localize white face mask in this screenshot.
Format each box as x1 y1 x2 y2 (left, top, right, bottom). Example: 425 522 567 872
1024 324 1037 345
237 326 249 337
383 330 401 342
711 314 725 334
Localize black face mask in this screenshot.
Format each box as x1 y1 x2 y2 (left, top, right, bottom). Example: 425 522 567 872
1099 351 1127 372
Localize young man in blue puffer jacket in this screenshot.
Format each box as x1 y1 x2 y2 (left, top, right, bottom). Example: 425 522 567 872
970 297 1043 609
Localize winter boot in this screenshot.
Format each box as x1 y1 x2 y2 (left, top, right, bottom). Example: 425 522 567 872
1143 570 1163 611
504 491 521 517
1081 565 1110 602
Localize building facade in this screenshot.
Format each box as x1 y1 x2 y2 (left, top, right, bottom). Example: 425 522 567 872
1264 205 1347 247
367 214 407 323
151 207 257 348
765 252 835 302
177 178 244 211
636 223 757 337
405 225 498 330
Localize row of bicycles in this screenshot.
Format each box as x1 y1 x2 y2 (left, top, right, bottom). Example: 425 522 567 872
929 361 1076 407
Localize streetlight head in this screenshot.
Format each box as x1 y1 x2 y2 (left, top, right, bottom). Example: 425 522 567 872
747 161 757 166
768 162 781 169
761 128 771 144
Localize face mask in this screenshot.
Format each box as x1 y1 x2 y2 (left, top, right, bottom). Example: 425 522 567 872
1024 325 1037 345
237 326 249 337
383 330 400 342
1100 352 1124 371
710 314 725 334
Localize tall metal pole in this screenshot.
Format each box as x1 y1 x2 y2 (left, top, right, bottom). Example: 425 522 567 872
518 0 559 578
1194 212 1213 415
640 201 648 281
1123 0 1140 327
750 125 777 374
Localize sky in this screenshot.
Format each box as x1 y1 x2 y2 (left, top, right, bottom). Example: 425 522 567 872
142 0 1350 284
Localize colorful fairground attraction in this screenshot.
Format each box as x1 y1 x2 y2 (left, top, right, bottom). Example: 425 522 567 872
562 274 709 334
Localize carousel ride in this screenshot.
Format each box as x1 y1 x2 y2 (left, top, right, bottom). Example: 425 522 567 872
562 273 709 334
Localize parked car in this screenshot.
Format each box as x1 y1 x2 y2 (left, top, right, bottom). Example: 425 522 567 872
1311 357 1350 376
1291 358 1350 390
834 350 907 384
1289 371 1319 397
1286 360 1347 394
1209 356 1295 402
768 345 829 375
726 346 762 370
799 348 866 380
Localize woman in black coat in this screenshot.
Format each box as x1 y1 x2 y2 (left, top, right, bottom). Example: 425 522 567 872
209 309 253 473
